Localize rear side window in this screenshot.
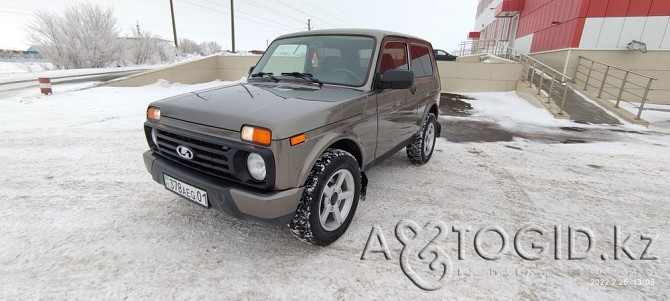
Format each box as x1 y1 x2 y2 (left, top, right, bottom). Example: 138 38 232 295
410 45 434 78
379 42 408 75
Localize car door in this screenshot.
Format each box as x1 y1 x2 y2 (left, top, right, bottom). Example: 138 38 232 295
409 43 439 125
374 39 417 158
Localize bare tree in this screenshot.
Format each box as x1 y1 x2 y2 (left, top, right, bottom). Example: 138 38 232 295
127 27 162 65
200 41 222 56
178 38 202 55
27 3 121 69
156 42 177 63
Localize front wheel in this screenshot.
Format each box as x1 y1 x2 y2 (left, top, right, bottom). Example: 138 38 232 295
289 149 361 246
407 113 438 165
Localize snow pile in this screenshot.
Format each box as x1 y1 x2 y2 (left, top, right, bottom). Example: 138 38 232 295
611 100 670 128
460 91 652 132
461 92 573 128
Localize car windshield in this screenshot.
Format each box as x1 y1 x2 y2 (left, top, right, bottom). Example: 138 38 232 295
251 35 376 87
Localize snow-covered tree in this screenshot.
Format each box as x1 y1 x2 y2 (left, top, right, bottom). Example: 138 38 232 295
127 27 164 65
178 38 202 56
27 3 121 69
200 41 222 56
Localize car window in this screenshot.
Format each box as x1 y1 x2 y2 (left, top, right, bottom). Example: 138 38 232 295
263 44 307 75
410 45 434 78
252 35 375 87
379 42 408 75
358 49 372 68
435 50 447 56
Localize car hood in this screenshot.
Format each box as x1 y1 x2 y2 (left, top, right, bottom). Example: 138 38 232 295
152 82 369 139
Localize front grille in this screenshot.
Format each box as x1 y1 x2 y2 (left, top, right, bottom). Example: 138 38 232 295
146 124 276 190
155 128 237 180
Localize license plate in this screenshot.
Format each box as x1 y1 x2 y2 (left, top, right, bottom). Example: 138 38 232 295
163 174 209 207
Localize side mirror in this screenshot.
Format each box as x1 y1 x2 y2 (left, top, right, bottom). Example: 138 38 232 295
378 69 414 90
248 66 255 75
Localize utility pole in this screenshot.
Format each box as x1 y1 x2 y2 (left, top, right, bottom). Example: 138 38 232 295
230 0 236 53
307 19 312 30
169 0 178 49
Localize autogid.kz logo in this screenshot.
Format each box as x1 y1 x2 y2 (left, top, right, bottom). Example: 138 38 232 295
361 220 658 291
362 219 454 291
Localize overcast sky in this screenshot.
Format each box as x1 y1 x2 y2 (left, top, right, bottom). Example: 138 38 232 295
0 0 477 53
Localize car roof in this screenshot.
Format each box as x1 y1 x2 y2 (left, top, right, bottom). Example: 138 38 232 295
275 29 430 44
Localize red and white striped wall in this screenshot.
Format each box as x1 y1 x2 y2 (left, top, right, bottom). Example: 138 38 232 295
474 0 670 54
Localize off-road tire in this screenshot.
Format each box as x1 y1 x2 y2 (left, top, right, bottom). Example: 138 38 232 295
407 113 438 165
288 149 361 246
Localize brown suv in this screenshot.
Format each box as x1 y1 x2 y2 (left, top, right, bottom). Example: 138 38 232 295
143 29 441 245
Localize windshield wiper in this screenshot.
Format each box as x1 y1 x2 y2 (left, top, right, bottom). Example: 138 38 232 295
250 72 279 83
281 72 323 87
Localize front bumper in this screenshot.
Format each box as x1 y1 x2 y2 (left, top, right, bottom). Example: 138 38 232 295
143 151 303 225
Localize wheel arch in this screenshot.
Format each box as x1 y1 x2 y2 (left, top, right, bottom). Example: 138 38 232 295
295 133 365 187
429 103 439 119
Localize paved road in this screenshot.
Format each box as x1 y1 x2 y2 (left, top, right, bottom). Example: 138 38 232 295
0 69 146 93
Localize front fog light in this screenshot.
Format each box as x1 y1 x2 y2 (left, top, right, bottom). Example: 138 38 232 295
247 153 266 181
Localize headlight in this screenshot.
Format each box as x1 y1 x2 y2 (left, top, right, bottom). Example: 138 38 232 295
151 128 159 148
241 125 272 146
247 153 266 181
147 107 161 121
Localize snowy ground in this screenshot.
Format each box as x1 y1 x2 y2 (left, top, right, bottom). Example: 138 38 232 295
610 99 670 129
0 61 53 74
1 84 669 300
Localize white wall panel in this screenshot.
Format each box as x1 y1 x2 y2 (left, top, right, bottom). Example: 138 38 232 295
641 17 670 50
661 18 670 49
475 0 504 31
661 17 670 49
597 17 625 48
580 18 604 48
617 17 646 48
514 34 533 54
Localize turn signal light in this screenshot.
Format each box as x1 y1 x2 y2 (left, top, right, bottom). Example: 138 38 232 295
290 133 306 146
147 107 161 121
241 125 272 146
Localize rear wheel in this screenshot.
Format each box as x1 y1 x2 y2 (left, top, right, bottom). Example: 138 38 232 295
289 149 361 246
407 113 437 165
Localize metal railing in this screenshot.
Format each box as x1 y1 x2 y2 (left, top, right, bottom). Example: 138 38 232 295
572 56 656 120
457 40 506 57
457 39 573 115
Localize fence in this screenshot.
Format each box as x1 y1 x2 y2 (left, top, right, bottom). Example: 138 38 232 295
457 39 572 116
572 56 656 120
457 40 505 57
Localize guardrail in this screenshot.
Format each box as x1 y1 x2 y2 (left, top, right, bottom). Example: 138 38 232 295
0 69 149 93
572 56 656 120
457 39 572 116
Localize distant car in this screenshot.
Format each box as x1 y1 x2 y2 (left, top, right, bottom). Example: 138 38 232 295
433 49 457 61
